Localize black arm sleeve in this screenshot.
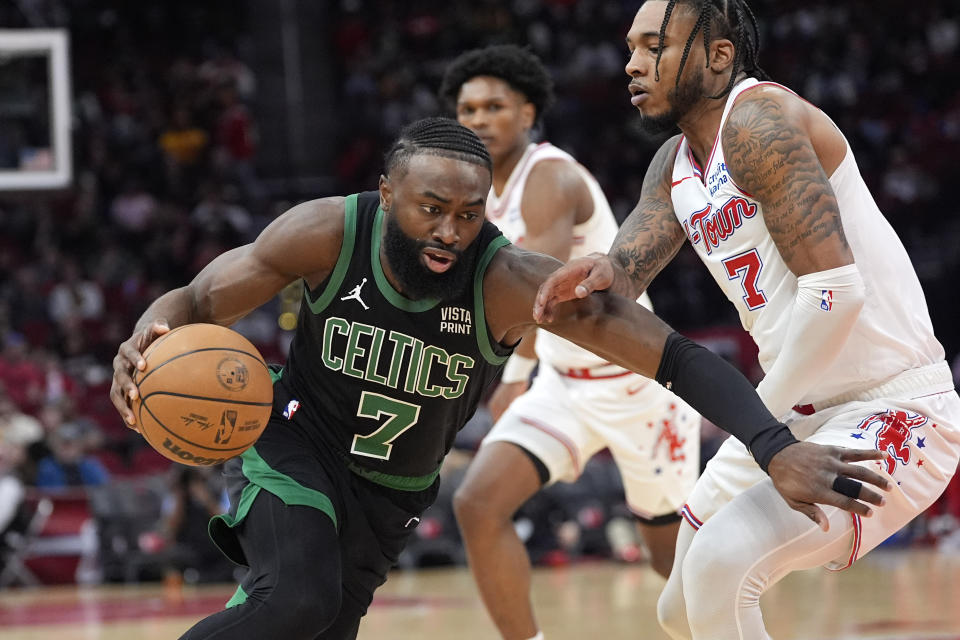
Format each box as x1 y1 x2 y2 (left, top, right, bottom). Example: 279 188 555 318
655 332 798 472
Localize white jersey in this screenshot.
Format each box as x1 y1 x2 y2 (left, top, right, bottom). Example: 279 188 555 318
487 142 653 370
670 77 944 405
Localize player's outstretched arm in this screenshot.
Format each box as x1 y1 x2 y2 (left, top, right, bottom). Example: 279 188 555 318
533 134 686 323
487 245 889 525
110 197 347 428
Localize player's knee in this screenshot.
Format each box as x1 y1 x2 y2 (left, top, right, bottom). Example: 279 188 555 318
261 571 341 635
452 482 492 532
680 532 754 626
283 583 341 634
656 577 689 639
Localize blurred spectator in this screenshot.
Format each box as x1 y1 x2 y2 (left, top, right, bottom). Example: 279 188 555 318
159 106 209 200
159 466 234 584
191 182 253 241
47 260 105 328
37 350 81 408
211 80 259 198
109 179 157 235
159 107 209 168
198 46 257 101
0 334 44 413
0 390 43 457
34 422 110 489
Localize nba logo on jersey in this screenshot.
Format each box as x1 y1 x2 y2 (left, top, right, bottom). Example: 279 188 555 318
820 289 833 311
283 399 300 420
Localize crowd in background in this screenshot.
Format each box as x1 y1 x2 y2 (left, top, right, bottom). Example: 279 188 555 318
0 0 958 584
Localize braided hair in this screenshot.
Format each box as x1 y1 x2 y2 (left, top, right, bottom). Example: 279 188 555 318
439 44 555 126
384 117 492 179
655 0 768 99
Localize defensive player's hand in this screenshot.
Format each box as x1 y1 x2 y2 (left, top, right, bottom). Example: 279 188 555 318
110 320 171 431
767 442 891 531
533 253 616 324
487 381 529 424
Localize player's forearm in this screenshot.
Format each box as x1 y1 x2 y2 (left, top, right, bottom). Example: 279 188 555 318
608 214 685 300
550 294 797 471
607 247 645 299
756 264 866 417
655 332 798 472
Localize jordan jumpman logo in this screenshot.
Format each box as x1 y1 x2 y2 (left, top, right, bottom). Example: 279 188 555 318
340 277 370 310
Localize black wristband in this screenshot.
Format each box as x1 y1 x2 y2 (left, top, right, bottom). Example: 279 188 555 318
748 424 800 472
655 332 799 472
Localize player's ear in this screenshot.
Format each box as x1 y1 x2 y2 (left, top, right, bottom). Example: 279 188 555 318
710 38 735 74
520 101 536 132
378 174 392 212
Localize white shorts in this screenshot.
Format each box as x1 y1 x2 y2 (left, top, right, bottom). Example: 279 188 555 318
682 361 960 569
481 364 701 520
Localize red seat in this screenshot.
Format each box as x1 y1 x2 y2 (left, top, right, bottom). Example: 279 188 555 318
20 490 95 585
93 449 130 476
129 445 173 476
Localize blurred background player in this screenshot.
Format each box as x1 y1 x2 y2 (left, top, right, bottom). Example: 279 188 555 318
441 44 700 640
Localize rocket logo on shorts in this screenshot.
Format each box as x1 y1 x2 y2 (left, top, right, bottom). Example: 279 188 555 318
654 418 687 462
820 289 833 311
283 399 300 420
856 409 928 474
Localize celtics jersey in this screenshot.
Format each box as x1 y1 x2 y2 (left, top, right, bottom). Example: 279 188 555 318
280 191 511 489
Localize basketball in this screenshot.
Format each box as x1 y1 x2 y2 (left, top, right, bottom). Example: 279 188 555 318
132 323 274 466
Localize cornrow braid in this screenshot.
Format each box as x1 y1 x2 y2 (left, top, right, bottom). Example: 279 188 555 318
655 0 768 99
384 117 492 179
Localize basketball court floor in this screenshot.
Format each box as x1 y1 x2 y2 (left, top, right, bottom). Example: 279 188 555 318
0 548 958 639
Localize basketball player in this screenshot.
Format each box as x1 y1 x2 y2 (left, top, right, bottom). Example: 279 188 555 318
534 2 960 638
110 118 888 640
440 45 699 640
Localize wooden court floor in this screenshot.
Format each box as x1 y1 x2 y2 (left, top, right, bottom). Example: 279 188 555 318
0 549 958 639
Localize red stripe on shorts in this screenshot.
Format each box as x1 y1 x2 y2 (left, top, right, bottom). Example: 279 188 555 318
518 416 581 475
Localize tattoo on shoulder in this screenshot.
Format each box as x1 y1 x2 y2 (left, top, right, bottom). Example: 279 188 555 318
723 96 849 265
613 139 685 291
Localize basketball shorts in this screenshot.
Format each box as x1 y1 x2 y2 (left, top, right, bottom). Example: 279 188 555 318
482 364 701 520
682 361 960 570
209 389 438 616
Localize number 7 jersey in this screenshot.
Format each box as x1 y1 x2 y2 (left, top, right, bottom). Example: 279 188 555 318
280 191 511 487
669 78 944 405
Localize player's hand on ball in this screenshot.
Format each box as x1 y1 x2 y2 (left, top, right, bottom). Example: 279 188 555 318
110 320 171 430
767 442 891 531
533 253 616 323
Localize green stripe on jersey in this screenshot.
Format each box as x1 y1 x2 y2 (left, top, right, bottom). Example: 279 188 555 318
345 458 440 491
473 235 511 365
209 447 338 535
305 194 359 315
225 585 247 608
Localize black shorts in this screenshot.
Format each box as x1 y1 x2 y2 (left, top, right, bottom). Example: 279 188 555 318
209 408 440 616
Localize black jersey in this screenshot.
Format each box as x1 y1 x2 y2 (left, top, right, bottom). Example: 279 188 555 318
279 191 511 489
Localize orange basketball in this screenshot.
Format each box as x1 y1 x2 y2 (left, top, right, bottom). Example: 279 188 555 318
132 323 274 466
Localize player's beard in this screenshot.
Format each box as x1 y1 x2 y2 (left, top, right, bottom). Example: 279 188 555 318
382 213 478 302
637 65 704 135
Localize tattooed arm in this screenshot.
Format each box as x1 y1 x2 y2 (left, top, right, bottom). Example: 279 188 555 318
722 87 853 275
533 135 686 321
722 88 866 418
609 134 689 297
